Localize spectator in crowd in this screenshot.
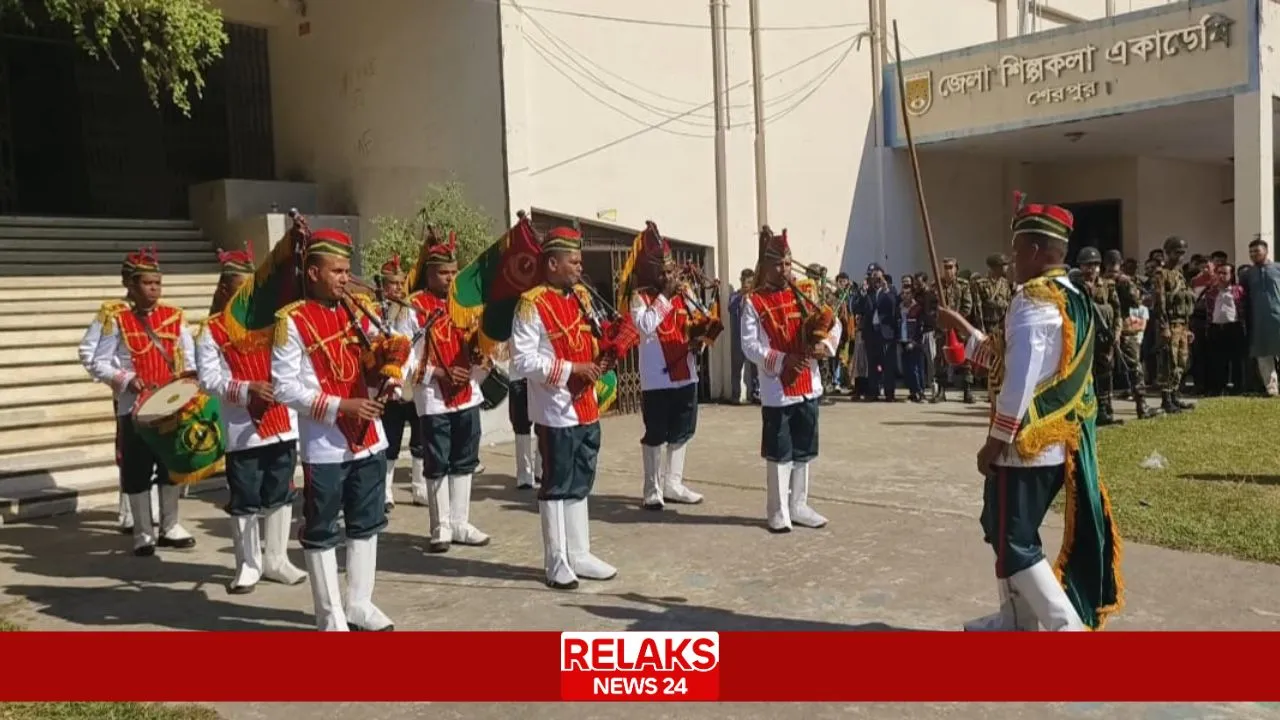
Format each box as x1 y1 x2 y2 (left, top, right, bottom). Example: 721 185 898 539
1201 261 1246 395
729 267 759 404
899 284 926 402
853 263 899 401
1242 238 1280 396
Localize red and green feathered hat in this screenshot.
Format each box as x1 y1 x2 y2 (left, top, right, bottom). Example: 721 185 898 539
1010 191 1074 244
751 225 790 288
423 227 457 265
380 254 406 280
616 220 673 307
123 246 161 277
217 247 255 276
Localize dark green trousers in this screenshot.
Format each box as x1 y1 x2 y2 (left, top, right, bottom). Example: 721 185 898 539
640 384 699 447
118 417 171 494
225 440 297 516
300 453 388 551
760 399 819 463
535 422 601 501
980 464 1065 579
420 405 482 480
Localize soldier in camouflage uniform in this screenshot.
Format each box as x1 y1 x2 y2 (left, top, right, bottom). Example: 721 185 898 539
930 257 975 404
1106 249 1160 419
1077 247 1124 425
1152 236 1197 413
969 252 1013 346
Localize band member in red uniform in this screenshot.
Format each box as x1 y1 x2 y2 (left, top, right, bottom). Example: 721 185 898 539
739 227 841 533
511 226 617 590
624 225 705 509
376 255 425 512
89 247 198 556
272 229 403 631
197 248 306 593
400 230 490 553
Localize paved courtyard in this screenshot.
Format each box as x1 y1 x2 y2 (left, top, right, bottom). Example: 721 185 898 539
1 400 1277 719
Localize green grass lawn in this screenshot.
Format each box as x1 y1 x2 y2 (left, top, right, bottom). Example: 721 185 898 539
1090 396 1280 564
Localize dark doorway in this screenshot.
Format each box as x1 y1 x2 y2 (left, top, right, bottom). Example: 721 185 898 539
0 20 274 218
1061 199 1122 266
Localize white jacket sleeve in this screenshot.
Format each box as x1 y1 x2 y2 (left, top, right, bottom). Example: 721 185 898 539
272 316 340 426
988 295 1061 443
90 325 134 392
512 307 570 387
78 320 104 375
740 300 784 377
195 325 247 405
179 321 197 374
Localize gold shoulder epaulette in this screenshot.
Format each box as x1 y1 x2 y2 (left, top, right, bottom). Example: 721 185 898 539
517 285 549 322
273 300 306 348
275 299 306 321
96 299 127 334
1019 275 1062 305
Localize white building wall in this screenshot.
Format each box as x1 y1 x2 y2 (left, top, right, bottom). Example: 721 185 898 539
258 0 509 243
500 0 1009 289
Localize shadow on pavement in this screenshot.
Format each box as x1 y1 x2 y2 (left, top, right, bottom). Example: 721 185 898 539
472 476 767 531
570 592 915 632
5 583 314 631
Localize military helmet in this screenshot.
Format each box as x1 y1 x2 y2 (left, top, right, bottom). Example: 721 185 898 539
1163 235 1188 252
1077 246 1102 265
1103 249 1123 267
985 252 1009 268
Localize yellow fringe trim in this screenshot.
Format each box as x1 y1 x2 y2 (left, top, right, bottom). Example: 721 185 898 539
220 233 297 347
1051 450 1127 631
449 297 484 333
169 457 226 486
97 300 127 335
517 286 548 323
615 232 644 310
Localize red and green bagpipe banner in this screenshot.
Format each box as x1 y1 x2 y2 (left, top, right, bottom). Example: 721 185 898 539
219 214 310 350
427 210 542 356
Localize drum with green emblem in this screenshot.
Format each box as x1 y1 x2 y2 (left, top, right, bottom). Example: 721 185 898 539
132 374 227 485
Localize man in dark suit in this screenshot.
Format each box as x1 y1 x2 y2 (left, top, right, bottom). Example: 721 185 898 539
853 263 900 401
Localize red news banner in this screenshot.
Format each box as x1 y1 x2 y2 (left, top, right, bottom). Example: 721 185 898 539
1 632 1279 702
560 632 720 701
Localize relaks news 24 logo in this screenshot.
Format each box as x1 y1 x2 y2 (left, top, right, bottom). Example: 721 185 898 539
560 632 720 701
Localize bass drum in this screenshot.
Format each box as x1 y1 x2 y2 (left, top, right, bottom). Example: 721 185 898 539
480 366 510 411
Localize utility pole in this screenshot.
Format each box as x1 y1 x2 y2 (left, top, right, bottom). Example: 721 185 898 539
748 0 768 228
710 0 732 401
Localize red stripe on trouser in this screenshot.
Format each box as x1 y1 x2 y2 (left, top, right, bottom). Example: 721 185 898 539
995 466 1007 578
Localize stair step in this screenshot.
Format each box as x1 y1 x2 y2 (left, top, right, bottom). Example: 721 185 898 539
0 464 229 523
0 319 204 348
0 380 111 407
0 363 87 387
0 399 112 429
0 238 209 253
0 345 78 367
6 250 212 264
0 420 116 454
0 216 196 230
0 273 220 293
0 440 116 477
0 263 223 276
0 293 212 315
0 306 209 331
0 226 204 241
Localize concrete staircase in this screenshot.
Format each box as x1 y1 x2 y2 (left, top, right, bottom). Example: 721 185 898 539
0 216 223 522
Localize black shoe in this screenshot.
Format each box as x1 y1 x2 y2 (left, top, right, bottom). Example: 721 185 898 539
1160 392 1181 414
642 501 664 511
929 388 947 404
962 388 975 404
427 541 451 554
350 623 395 632
134 545 156 558
384 502 394 513
1173 394 1197 411
767 526 792 535
547 578 580 591
157 535 196 550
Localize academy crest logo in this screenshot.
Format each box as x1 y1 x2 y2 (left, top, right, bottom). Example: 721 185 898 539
903 71 933 117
